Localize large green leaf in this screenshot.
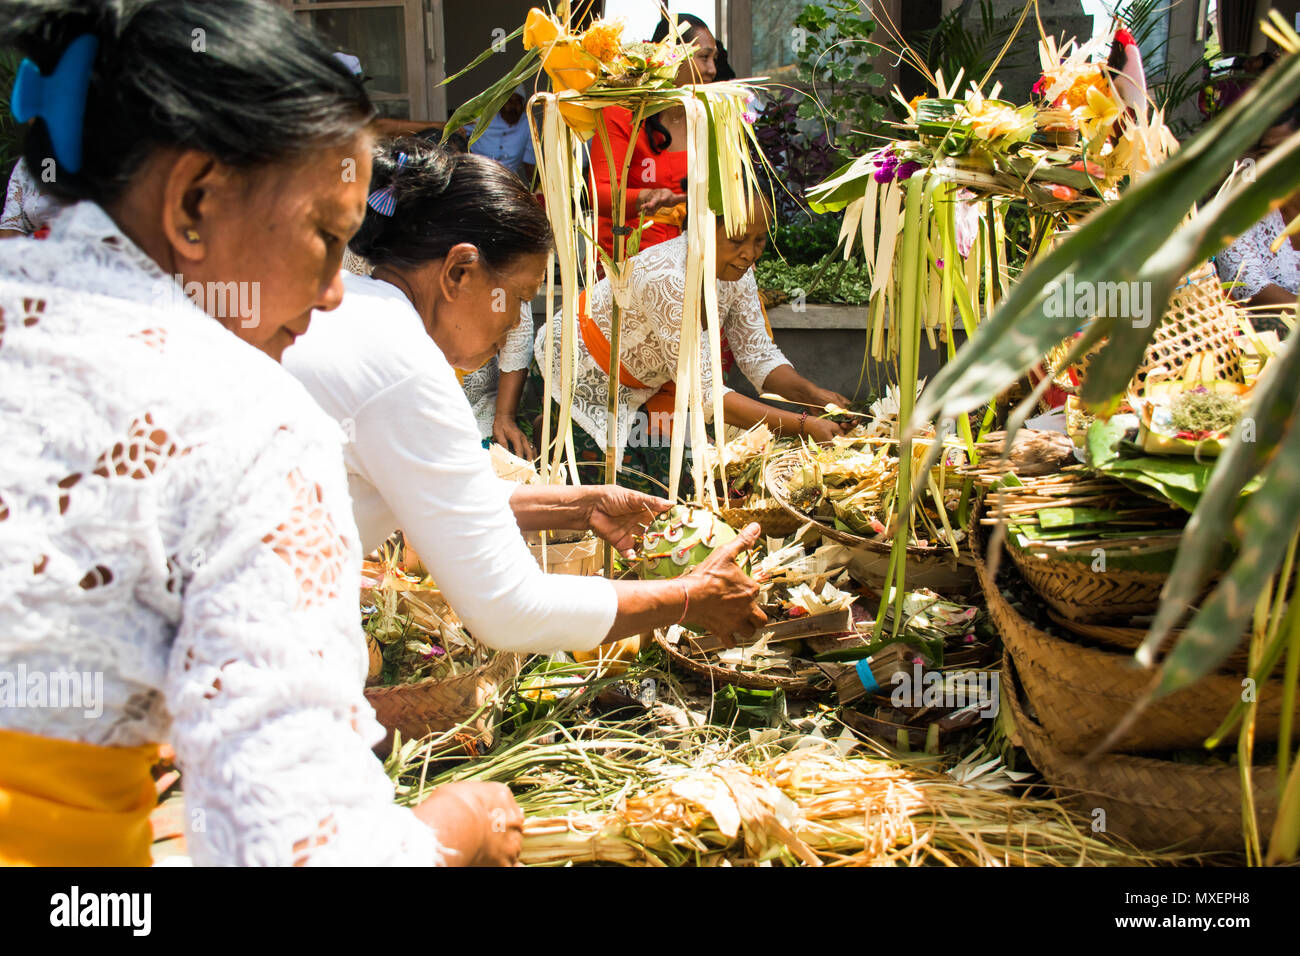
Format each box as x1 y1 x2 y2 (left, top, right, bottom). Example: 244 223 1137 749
910 50 1300 427
1140 334 1300 671
443 50 540 147
1156 408 1300 695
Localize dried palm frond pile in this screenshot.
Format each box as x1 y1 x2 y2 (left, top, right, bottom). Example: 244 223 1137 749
397 720 1183 866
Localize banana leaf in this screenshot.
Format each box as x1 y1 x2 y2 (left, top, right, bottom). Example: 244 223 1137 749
1154 386 1300 694
1139 330 1300 673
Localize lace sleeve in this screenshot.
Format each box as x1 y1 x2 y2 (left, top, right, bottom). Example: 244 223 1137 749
164 426 448 866
1217 213 1279 302
498 304 534 374
2 160 32 233
721 270 790 391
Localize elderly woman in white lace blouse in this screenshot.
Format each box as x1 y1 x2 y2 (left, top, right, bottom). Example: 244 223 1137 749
541 204 848 484
1216 107 1300 333
1 0 525 867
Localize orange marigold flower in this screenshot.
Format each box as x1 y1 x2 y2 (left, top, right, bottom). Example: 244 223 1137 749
580 18 625 63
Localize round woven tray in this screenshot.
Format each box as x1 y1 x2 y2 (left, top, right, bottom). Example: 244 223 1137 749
651 629 830 697
1003 652 1277 854
764 451 936 557
972 510 1297 754
365 651 523 756
1003 538 1168 623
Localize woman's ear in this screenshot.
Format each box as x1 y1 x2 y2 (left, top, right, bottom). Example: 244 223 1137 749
159 149 236 265
438 241 483 300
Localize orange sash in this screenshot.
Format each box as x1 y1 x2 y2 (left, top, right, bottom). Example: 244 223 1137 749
0 726 158 866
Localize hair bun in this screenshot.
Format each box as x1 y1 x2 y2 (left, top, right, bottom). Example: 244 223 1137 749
0 0 120 69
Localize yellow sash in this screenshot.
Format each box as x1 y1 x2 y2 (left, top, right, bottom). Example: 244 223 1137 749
0 726 158 867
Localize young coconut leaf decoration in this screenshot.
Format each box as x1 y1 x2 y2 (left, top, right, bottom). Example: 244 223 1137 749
907 15 1300 728
802 19 1174 642
448 3 770 543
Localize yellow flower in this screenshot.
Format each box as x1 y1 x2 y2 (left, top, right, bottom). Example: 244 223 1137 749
559 99 598 138
523 7 560 50
1075 83 1121 144
1062 68 1106 109
580 18 625 64
543 42 599 92
964 94 1034 143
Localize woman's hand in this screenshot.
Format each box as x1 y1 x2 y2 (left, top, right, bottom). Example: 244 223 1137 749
682 523 766 644
492 416 535 461
805 386 852 411
584 486 672 558
413 781 524 866
637 188 687 216
803 416 846 444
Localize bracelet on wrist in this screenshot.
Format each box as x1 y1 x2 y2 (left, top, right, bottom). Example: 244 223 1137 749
675 580 691 627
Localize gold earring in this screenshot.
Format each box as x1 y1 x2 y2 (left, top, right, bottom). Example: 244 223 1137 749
184 228 201 244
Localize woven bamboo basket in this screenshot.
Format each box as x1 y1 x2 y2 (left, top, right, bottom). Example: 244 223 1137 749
361 570 521 755
1048 262 1245 398
1003 653 1277 854
764 451 952 558
719 501 803 538
973 513 1296 754
365 651 523 756
1003 539 1168 623
529 534 601 575
651 628 830 697
1046 610 1253 673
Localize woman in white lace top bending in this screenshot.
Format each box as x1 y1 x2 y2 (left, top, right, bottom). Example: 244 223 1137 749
539 201 849 490
0 0 517 867
284 143 766 657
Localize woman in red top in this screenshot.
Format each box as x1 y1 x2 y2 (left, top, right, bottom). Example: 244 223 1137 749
591 14 717 259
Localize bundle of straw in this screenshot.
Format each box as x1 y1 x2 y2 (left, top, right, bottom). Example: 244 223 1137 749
517 744 1181 867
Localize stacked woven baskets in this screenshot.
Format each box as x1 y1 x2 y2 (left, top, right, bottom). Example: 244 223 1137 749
973 511 1291 852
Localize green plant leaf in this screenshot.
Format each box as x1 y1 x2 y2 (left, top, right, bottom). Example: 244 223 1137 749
1156 413 1300 695
1140 330 1300 670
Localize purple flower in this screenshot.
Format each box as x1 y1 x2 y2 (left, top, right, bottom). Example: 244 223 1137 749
896 161 922 180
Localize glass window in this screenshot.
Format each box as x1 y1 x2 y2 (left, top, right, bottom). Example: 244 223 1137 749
300 4 408 98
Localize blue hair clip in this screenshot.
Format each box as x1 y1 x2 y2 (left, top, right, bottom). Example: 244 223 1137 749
366 151 409 217
10 34 99 175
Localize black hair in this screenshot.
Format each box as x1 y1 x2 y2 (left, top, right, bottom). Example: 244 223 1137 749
1 0 375 205
350 139 552 270
645 13 722 154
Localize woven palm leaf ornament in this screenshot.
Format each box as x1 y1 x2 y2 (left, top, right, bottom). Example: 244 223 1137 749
452 3 769 513
798 18 1176 640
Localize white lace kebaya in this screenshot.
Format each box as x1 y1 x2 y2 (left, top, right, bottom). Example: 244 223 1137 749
538 234 791 458
0 202 448 866
1 158 66 235
1215 208 1300 302
461 303 535 439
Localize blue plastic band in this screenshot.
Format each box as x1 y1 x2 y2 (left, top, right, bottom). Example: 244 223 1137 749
10 34 99 175
855 657 878 694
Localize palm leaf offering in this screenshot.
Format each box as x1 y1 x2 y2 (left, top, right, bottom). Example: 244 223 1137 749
373 4 1300 864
